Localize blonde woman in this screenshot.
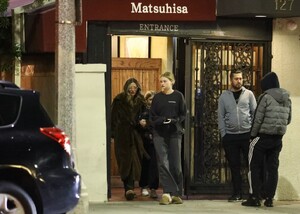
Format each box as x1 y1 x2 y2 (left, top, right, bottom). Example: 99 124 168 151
150 72 186 205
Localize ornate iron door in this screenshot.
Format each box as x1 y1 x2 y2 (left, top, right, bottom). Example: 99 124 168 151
184 40 265 195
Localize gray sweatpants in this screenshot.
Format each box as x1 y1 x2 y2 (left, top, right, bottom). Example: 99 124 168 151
153 133 183 196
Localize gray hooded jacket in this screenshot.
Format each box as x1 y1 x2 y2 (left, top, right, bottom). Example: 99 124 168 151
251 72 292 137
218 86 257 138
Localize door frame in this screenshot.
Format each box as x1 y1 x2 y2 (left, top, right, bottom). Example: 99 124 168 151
182 38 272 197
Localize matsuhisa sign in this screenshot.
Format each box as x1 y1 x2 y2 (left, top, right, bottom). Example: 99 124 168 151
83 0 216 21
131 2 188 14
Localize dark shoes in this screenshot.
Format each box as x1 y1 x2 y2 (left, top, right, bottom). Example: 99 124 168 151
150 189 158 199
241 195 274 208
125 190 135 200
264 198 273 207
241 196 261 207
228 194 243 202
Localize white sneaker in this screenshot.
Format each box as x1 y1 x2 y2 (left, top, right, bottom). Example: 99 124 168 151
141 188 149 196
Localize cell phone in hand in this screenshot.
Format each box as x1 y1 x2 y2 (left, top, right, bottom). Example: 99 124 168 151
163 119 171 124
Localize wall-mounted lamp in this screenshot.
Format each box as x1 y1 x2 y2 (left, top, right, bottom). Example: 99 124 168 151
286 20 298 31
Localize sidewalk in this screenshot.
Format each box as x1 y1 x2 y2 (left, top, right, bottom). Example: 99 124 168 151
89 200 300 214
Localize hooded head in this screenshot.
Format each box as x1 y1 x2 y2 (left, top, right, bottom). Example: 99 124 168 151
261 72 280 92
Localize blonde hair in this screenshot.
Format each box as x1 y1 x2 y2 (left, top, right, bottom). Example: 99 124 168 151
160 72 175 84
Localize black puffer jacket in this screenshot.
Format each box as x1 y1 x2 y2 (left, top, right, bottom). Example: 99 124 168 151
251 72 292 137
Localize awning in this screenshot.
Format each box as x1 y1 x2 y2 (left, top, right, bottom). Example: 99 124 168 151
6 0 34 16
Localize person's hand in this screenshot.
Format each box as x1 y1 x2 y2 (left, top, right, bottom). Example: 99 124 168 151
163 119 171 124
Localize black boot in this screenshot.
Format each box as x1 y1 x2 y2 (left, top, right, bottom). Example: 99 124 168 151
241 196 261 207
228 193 242 202
125 190 135 200
264 198 273 207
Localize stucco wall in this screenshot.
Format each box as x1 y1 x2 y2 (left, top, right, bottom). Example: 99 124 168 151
75 64 108 203
272 18 300 200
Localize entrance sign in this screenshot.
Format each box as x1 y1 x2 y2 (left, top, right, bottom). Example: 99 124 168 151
83 0 216 21
139 23 179 32
109 19 272 41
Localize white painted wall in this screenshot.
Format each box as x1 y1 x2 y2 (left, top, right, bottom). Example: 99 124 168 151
272 18 300 200
75 64 108 203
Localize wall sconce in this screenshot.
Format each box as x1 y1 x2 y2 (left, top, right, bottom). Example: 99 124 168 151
286 20 298 31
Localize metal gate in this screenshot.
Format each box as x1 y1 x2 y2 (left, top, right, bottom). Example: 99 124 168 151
184 40 266 195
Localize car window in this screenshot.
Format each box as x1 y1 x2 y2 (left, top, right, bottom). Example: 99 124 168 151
0 94 20 126
38 104 55 126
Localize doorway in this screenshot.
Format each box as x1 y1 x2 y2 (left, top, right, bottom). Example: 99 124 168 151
183 39 266 196
109 37 269 199
109 36 171 201
110 57 162 187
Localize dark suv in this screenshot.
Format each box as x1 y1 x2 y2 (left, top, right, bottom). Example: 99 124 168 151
0 81 81 214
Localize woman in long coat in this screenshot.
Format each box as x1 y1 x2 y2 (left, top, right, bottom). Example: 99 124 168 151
111 78 147 200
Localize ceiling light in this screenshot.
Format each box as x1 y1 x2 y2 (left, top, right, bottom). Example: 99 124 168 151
255 15 267 18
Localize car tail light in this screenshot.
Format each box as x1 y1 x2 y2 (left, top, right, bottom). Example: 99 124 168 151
40 127 71 156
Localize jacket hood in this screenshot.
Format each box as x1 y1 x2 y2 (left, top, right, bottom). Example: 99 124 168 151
123 78 142 94
265 88 290 105
261 72 280 92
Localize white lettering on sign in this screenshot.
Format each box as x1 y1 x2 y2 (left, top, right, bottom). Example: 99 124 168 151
140 24 179 32
131 2 188 14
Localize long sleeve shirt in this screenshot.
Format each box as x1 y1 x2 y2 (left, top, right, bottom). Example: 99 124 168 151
150 90 186 136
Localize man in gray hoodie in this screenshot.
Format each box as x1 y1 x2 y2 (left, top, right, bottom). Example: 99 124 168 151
218 70 257 202
242 72 292 207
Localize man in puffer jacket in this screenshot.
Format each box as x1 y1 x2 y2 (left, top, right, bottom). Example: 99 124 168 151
242 72 292 208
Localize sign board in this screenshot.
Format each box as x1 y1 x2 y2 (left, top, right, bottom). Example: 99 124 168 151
108 19 272 41
83 0 216 21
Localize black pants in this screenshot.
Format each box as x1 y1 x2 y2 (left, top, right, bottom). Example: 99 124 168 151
123 167 134 193
139 141 159 190
222 133 250 195
248 135 282 199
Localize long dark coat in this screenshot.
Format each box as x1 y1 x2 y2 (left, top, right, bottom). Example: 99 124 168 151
111 78 146 181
